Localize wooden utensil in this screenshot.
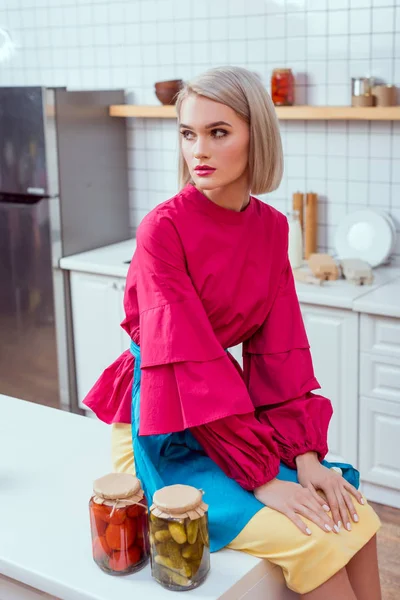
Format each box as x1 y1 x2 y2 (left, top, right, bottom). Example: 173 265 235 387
305 193 318 259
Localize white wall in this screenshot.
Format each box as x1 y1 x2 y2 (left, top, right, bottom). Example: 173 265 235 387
1 0 400 260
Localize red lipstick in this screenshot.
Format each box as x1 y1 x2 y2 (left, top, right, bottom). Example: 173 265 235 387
194 165 216 177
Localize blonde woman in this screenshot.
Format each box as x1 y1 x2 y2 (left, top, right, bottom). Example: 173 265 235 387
85 66 381 599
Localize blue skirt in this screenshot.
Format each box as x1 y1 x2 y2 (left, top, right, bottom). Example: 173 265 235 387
130 341 360 552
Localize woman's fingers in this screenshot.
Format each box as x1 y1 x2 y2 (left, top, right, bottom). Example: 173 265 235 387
344 481 365 506
341 488 358 524
295 503 336 533
308 484 330 511
335 487 353 531
324 487 342 530
286 510 312 536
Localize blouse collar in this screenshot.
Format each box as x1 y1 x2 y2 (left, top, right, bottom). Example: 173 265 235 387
183 182 255 225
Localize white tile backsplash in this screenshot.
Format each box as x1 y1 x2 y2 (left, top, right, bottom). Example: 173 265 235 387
0 0 399 260
349 8 372 34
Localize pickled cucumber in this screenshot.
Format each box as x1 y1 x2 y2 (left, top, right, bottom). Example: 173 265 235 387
186 519 199 544
150 514 166 530
199 518 209 547
155 542 168 556
182 542 203 561
168 570 191 587
154 529 172 542
164 540 184 568
168 521 187 544
154 555 174 570
154 554 191 578
157 566 191 587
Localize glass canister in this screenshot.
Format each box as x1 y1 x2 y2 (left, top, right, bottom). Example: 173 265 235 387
89 473 150 575
271 68 295 106
149 484 210 591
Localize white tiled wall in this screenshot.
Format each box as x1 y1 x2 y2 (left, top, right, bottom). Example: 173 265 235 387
1 0 400 260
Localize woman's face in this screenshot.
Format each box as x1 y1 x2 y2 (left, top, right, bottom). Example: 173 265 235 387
179 94 250 192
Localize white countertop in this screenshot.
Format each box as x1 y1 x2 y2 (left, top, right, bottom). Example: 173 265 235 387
0 396 277 600
59 240 400 317
353 276 400 318
60 239 136 278
294 264 400 310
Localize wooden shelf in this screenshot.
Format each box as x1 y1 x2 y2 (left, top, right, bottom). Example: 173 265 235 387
110 105 177 118
109 104 400 121
275 106 400 120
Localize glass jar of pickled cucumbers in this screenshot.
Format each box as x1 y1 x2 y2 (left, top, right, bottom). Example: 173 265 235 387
89 473 150 576
149 484 210 591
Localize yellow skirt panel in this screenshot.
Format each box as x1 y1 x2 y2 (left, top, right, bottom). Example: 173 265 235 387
111 423 381 595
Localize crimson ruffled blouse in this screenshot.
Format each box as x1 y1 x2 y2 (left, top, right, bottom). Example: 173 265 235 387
84 183 333 490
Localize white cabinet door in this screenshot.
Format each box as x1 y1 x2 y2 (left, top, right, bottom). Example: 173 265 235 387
300 304 359 466
70 272 127 409
359 396 400 492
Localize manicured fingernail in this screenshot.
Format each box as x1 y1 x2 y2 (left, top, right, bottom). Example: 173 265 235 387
306 528 312 535
360 498 365 505
325 524 332 531
337 521 342 529
354 514 359 522
323 504 330 511
347 522 352 531
333 525 340 533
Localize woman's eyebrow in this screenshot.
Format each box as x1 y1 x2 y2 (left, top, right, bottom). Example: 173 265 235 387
179 121 233 129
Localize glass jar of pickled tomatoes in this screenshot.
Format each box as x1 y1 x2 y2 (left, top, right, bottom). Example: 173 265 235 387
271 68 295 106
149 484 210 591
89 473 150 575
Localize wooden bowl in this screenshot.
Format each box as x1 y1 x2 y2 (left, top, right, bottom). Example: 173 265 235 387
154 79 183 105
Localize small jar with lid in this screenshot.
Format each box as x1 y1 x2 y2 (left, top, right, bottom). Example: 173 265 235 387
149 484 210 591
89 473 150 575
271 69 295 106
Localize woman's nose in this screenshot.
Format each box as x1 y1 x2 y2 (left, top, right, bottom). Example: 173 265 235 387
193 137 210 159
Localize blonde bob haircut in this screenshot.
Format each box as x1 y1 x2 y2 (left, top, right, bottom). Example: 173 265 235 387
175 66 284 196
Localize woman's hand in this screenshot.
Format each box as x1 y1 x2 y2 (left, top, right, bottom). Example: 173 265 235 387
295 452 364 531
254 478 336 536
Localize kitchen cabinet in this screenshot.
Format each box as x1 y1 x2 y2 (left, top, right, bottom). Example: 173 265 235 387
70 272 130 409
300 304 359 467
359 315 400 507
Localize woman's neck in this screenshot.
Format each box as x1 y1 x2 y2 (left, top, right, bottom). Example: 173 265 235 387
198 177 251 213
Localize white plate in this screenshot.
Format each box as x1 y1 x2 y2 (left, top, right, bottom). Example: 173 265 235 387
382 211 397 254
334 209 395 267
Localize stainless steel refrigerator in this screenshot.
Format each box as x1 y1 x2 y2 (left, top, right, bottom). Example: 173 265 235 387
0 87 130 413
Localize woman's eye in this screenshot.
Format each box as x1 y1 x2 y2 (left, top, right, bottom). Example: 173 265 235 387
212 129 228 138
180 130 194 140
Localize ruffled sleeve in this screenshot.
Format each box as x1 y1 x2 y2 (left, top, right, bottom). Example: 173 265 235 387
243 223 333 469
190 412 280 490
135 214 255 435
83 350 134 424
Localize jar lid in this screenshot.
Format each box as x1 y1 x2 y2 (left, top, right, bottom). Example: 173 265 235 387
93 473 141 500
151 484 208 520
272 68 292 73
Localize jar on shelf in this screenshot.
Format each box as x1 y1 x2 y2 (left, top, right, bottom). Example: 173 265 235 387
149 484 210 591
271 68 295 106
89 473 150 576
